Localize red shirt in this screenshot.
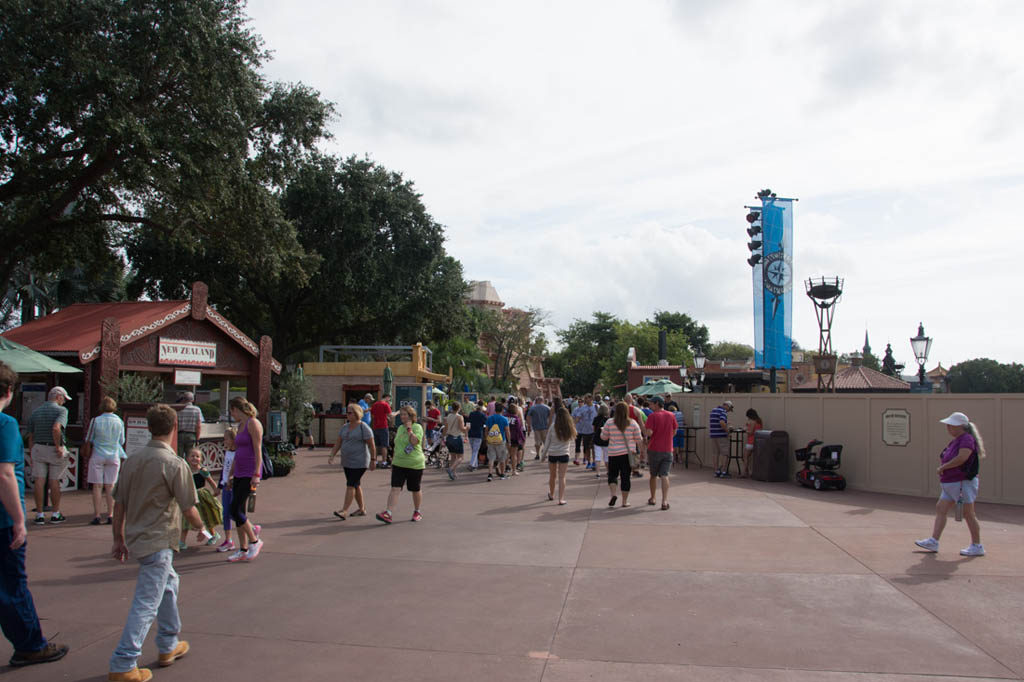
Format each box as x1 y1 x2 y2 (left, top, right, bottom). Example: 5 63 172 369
646 409 677 452
426 407 441 431
370 400 392 430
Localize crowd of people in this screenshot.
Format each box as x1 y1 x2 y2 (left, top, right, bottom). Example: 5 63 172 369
0 363 992 679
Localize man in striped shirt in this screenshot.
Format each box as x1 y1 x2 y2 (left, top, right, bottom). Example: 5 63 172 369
176 393 202 458
26 387 71 524
710 400 734 478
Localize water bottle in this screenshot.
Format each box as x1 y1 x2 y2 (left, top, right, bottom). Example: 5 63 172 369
955 494 963 522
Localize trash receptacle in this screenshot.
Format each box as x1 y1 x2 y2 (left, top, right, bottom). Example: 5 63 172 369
751 430 789 482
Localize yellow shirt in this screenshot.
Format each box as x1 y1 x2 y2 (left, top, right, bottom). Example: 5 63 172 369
113 439 197 558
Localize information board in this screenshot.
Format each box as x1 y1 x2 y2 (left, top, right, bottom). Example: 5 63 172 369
394 385 424 418
881 408 911 446
125 417 152 457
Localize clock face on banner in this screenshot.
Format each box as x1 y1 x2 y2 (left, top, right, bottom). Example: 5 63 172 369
763 251 793 296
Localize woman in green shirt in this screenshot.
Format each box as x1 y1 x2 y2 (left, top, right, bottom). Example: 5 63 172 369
376 406 426 524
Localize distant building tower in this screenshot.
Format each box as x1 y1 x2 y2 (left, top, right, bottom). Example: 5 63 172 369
863 330 871 358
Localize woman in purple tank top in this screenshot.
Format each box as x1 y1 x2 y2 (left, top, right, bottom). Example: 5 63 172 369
225 397 264 563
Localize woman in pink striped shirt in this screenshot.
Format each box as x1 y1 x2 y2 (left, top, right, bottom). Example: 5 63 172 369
600 403 642 508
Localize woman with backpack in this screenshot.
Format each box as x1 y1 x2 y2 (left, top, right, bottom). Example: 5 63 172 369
541 407 576 505
915 412 986 556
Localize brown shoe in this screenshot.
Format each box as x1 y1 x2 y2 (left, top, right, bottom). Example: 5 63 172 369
9 641 69 667
108 667 153 682
158 640 189 666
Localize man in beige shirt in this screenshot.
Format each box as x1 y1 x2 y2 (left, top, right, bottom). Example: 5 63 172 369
108 404 202 682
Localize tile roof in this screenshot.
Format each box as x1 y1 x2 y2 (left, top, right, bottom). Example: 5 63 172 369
793 364 910 392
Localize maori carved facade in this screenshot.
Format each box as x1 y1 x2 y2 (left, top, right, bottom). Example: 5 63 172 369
120 319 251 374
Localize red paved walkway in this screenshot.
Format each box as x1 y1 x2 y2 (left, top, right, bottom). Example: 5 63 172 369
8 452 1024 681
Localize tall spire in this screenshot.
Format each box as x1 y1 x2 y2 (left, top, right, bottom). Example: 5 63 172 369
863 329 871 356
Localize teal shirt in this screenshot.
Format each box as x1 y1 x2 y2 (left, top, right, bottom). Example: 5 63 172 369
27 401 67 445
392 423 425 470
0 413 25 528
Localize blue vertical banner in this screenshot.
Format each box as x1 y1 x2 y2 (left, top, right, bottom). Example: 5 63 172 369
757 197 793 369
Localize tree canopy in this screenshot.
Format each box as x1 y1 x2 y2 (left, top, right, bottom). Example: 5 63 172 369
1 0 333 300
948 359 1024 393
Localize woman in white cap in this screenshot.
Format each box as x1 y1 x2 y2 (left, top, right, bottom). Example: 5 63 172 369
915 412 986 556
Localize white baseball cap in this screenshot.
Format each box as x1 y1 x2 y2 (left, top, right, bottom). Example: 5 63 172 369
48 386 71 401
939 412 969 427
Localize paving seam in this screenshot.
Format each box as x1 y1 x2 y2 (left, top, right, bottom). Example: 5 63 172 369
804 520 1019 678
538 474 602 682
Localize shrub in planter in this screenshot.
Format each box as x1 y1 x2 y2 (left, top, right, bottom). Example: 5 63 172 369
197 401 220 423
270 454 296 477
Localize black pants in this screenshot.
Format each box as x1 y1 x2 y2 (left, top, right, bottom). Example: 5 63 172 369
230 477 252 526
607 455 632 492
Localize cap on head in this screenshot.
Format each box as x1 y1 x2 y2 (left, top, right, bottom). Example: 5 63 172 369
723 400 734 410
183 391 195 402
939 412 969 427
48 386 71 401
649 396 664 406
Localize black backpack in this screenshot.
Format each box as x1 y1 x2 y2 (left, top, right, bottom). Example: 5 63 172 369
962 450 979 480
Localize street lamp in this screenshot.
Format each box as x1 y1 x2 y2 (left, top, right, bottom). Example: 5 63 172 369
909 322 933 388
693 351 706 392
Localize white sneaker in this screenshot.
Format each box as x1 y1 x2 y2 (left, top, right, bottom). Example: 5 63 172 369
226 550 248 563
960 543 985 557
246 539 264 560
915 537 939 552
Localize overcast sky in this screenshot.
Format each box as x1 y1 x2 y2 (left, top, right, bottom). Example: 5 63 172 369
246 0 1023 368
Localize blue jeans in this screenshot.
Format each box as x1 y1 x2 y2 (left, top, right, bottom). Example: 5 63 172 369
0 527 46 653
110 549 180 672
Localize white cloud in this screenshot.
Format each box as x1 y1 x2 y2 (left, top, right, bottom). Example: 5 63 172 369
247 0 1024 365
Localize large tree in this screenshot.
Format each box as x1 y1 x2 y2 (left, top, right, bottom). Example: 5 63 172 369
130 155 468 361
478 306 547 391
547 312 619 395
948 359 1024 393
650 311 710 354
707 341 755 362
1 0 333 292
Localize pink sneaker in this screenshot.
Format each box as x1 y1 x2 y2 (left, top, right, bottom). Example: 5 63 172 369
375 510 393 524
216 539 235 553
411 510 423 522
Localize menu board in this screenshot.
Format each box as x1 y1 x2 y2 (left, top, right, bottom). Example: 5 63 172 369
125 416 152 457
394 385 424 418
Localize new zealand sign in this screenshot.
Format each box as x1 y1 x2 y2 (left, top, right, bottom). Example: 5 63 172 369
158 338 217 368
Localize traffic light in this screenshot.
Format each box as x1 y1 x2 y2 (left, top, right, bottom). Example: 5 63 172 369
746 210 762 267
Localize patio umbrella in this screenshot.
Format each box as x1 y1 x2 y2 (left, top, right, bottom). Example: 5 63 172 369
382 363 393 398
0 338 82 374
629 378 683 396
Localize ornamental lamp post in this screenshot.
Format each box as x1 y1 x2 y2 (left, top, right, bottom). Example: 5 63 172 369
693 351 707 392
909 322 933 391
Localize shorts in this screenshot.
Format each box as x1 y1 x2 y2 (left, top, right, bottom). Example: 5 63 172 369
673 432 686 448
445 435 464 454
177 432 197 457
488 442 508 462
373 428 390 449
87 455 121 485
30 444 68 482
344 467 367 488
593 444 607 462
532 428 548 447
940 478 979 504
390 465 424 492
711 438 728 457
581 433 594 451
510 435 525 447
648 451 672 477
548 455 570 464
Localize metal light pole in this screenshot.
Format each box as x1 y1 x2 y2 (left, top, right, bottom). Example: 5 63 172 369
909 322 933 392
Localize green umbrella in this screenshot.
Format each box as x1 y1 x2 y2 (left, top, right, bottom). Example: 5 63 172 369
382 364 393 398
0 338 82 374
629 378 683 396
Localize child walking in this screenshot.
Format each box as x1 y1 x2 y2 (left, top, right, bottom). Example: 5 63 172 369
179 448 222 549
217 428 237 552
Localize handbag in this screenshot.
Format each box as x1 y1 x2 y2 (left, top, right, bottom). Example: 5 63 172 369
627 448 637 469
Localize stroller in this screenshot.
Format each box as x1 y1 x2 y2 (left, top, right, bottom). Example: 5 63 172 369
423 428 450 469
794 439 846 491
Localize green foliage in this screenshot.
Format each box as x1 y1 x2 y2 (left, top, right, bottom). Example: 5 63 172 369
107 373 163 404
478 306 547 392
598 321 691 390
271 371 315 436
651 311 710 354
707 341 755 361
861 350 881 371
948 359 1024 393
1 0 333 301
196 401 220 422
270 453 296 474
131 155 467 361
430 335 489 392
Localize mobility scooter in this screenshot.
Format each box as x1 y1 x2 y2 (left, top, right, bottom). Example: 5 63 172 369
794 439 846 491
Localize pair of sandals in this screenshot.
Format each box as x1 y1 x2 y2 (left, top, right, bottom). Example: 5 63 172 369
332 509 367 520
607 496 631 508
546 493 567 505
648 498 670 510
